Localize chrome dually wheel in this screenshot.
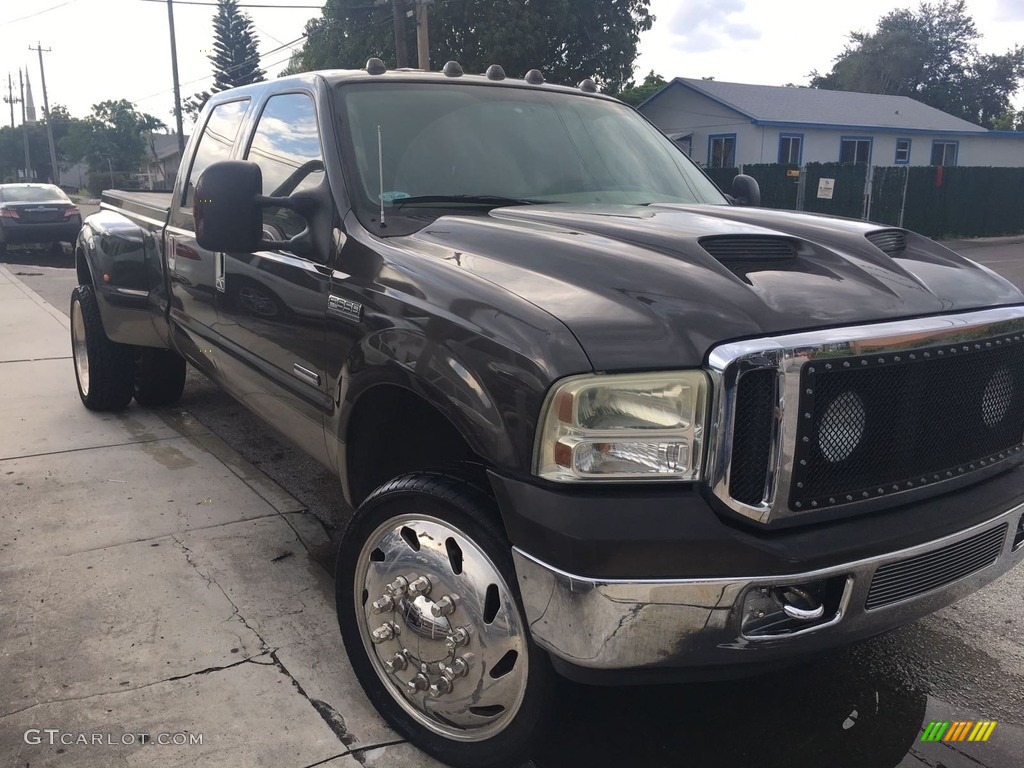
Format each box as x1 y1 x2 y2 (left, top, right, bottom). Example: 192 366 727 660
336 471 555 768
355 514 529 740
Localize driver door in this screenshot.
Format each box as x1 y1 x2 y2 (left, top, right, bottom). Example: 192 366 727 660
214 91 333 463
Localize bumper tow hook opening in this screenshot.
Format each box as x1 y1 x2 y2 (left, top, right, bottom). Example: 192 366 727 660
770 586 825 621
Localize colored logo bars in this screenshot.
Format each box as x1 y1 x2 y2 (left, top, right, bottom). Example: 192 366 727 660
921 721 997 742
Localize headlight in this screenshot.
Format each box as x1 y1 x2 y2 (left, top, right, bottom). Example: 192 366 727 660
534 371 709 482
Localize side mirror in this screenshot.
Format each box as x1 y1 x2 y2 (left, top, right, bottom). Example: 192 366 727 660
195 160 264 252
731 174 761 206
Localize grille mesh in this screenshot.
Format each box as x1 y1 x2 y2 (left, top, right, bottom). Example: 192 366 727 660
866 229 907 256
728 368 777 505
790 337 1024 510
866 524 1007 610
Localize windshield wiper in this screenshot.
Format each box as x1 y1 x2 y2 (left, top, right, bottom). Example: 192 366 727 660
391 195 541 209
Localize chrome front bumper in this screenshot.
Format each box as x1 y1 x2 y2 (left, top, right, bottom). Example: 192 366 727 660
513 502 1024 670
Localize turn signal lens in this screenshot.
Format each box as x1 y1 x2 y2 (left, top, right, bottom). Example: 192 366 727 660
535 371 709 482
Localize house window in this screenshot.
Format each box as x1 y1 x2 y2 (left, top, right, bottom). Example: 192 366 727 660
931 140 958 166
778 134 803 165
674 136 693 157
840 137 872 164
708 134 736 168
895 138 911 165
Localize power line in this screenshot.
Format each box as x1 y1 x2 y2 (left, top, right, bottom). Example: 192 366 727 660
0 0 80 26
135 0 323 7
130 33 307 104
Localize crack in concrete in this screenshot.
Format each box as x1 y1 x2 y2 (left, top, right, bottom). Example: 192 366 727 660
172 535 271 655
52 512 285 558
299 738 408 768
0 435 183 463
0 652 274 722
268 650 362 757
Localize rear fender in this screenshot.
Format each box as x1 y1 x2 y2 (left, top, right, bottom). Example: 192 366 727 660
76 212 169 348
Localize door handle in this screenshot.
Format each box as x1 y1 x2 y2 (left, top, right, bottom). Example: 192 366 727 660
215 252 225 293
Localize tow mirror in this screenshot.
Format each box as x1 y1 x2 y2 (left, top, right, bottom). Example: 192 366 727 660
731 174 761 206
195 161 264 252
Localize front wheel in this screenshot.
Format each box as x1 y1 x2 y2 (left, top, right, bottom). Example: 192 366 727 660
70 285 135 411
335 471 555 768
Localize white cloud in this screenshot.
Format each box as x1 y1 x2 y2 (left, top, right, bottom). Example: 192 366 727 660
666 0 761 53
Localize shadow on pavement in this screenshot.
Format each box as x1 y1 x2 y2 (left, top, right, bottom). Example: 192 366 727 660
534 649 927 768
0 242 74 269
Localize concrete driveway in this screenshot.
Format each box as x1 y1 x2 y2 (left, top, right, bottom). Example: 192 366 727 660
0 265 441 767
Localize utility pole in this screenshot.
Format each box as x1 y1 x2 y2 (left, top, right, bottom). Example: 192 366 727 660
3 73 20 128
415 0 430 71
18 69 31 181
391 0 409 69
29 43 60 185
166 0 186 158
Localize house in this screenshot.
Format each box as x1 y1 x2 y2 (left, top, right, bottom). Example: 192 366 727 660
139 133 188 191
639 78 1024 169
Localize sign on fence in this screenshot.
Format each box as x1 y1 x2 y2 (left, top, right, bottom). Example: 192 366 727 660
817 178 835 200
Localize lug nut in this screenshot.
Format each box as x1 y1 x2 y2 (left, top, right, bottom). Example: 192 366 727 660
406 673 429 693
371 622 400 644
407 576 432 598
384 576 410 597
383 652 408 674
431 594 460 618
445 626 470 651
371 595 395 614
428 677 453 698
441 655 471 680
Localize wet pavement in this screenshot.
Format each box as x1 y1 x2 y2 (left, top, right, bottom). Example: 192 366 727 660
3 234 1023 767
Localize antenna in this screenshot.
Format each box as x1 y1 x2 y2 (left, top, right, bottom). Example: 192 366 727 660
378 124 386 228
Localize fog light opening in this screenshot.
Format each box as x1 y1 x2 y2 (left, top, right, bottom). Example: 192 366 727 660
741 576 847 638
1013 513 1024 551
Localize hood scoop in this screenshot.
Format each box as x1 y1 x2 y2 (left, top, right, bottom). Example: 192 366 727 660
699 235 799 283
699 235 798 262
866 228 907 256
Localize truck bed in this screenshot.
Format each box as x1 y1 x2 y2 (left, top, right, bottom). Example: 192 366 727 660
100 190 172 226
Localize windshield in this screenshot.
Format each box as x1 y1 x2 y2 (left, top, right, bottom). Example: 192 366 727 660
335 82 726 232
0 185 69 203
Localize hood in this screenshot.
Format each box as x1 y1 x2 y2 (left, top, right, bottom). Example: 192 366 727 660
396 204 1023 370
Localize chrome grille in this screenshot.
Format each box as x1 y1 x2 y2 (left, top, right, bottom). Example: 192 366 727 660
707 307 1024 525
790 336 1024 510
865 524 1007 610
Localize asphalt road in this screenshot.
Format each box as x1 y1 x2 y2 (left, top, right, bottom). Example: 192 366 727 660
4 215 1023 768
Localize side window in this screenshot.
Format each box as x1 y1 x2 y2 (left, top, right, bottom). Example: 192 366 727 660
183 99 249 209
708 134 736 168
246 93 325 241
895 138 912 165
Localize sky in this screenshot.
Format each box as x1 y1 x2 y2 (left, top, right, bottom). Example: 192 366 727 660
0 0 1022 133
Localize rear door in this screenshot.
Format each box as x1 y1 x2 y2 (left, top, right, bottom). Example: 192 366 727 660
214 91 334 464
166 98 250 369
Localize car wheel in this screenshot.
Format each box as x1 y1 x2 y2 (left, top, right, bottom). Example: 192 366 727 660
134 348 187 407
70 285 135 411
336 470 556 768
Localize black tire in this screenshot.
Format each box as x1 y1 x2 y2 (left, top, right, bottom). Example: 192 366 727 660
336 470 556 768
134 348 187 407
70 284 135 411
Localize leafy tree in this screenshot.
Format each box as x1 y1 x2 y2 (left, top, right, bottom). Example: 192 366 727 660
60 100 165 175
283 0 652 93
616 70 667 107
0 105 83 182
185 0 266 119
810 0 1024 128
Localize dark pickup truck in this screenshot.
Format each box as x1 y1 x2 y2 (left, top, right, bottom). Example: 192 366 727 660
71 61 1024 767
